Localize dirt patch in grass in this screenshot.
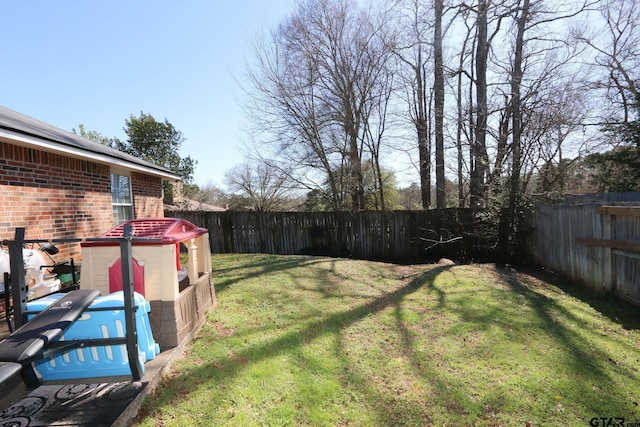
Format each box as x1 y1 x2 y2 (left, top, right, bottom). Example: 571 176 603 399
212 321 235 338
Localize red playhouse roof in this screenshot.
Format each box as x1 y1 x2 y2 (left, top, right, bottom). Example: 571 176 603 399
82 218 208 247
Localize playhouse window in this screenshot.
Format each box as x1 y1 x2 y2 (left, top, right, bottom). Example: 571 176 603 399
177 238 208 293
111 173 134 225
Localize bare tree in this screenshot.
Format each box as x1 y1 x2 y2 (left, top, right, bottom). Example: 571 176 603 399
192 181 229 208
505 0 529 249
388 0 434 209
470 0 489 210
225 162 294 211
507 0 596 195
243 0 394 211
362 60 396 210
451 7 476 208
238 0 619 219
574 0 639 127
433 0 446 208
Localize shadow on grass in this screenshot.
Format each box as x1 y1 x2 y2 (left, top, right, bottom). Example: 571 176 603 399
213 254 397 304
390 263 640 422
511 265 640 331
211 254 328 293
140 258 640 424
139 262 450 424
494 265 640 417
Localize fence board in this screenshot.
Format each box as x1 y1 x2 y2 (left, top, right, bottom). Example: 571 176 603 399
167 209 486 263
168 198 640 304
527 202 640 304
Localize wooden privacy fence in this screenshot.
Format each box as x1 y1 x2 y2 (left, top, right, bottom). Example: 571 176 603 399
166 209 494 263
527 204 640 305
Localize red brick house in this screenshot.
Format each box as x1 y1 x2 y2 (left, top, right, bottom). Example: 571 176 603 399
0 105 180 260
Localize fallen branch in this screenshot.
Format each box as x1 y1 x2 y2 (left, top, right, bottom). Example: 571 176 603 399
420 236 463 251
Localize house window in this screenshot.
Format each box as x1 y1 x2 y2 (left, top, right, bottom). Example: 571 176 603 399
111 173 134 224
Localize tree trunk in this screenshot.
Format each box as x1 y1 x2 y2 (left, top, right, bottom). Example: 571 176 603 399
471 0 488 210
434 0 446 208
416 45 432 210
456 23 472 208
349 134 365 211
418 118 431 209
506 0 530 258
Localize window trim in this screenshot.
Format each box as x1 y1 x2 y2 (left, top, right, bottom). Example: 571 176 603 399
110 171 134 224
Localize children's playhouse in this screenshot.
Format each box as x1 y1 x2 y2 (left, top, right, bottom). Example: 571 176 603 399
80 218 216 350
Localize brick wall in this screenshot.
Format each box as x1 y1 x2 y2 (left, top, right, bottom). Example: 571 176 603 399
0 142 165 261
132 172 164 219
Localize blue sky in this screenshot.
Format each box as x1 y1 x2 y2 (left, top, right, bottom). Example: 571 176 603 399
0 1 295 188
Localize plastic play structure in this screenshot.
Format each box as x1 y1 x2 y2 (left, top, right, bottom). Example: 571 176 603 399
0 218 216 411
0 225 164 409
80 218 216 350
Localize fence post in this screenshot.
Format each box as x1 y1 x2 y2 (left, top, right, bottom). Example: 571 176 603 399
601 212 613 293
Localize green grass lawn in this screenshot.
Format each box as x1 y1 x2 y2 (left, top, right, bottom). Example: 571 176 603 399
133 254 640 426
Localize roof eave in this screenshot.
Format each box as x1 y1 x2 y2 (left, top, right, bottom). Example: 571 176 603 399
0 128 182 182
